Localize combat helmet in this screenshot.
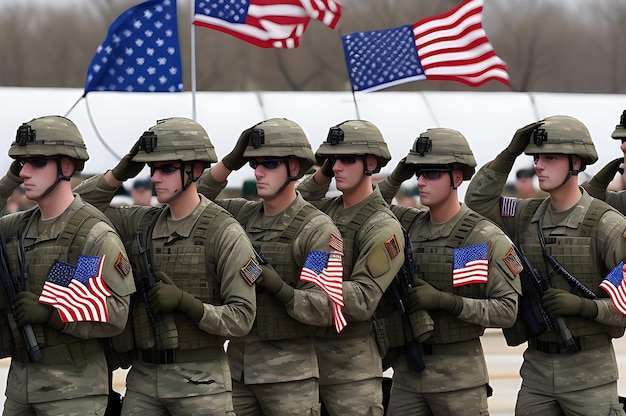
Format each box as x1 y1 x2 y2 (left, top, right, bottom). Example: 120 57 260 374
406 128 476 180
316 120 391 174
524 115 598 168
132 117 217 167
9 115 89 171
242 118 316 180
611 110 626 141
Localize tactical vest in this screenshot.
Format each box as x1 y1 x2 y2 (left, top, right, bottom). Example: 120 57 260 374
315 195 393 338
128 204 229 350
410 209 487 344
3 204 111 360
246 203 321 340
518 198 624 341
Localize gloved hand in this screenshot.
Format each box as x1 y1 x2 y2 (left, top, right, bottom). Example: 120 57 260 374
257 264 294 304
148 271 204 322
9 161 22 180
389 157 414 185
506 121 544 157
541 288 598 318
319 159 334 178
408 309 434 343
14 291 52 326
111 139 145 181
409 278 463 316
582 157 622 200
222 127 253 171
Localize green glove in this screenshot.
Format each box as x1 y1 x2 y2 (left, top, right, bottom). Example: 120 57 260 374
9 161 22 179
14 291 52 326
409 278 463 316
582 157 622 200
148 271 204 322
541 288 598 318
319 159 334 178
491 121 543 173
111 140 145 181
408 309 434 342
223 127 253 171
389 157 415 185
257 264 294 304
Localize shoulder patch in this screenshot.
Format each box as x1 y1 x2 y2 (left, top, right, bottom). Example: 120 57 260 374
329 233 343 253
503 247 523 275
500 197 517 217
114 253 131 278
240 257 262 286
384 234 401 260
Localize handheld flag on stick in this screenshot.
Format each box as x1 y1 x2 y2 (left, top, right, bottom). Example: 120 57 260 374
84 0 183 95
193 0 342 48
341 0 510 92
600 262 626 316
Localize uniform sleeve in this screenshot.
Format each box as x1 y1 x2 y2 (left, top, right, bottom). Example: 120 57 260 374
594 299 626 327
377 177 401 205
343 215 405 322
196 221 256 338
72 174 118 212
196 169 228 201
604 191 626 214
0 172 22 215
284 215 341 327
297 174 331 202
61 222 135 339
465 161 521 237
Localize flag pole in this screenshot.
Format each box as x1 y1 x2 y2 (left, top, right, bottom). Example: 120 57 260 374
190 0 197 121
64 96 84 118
350 89 360 120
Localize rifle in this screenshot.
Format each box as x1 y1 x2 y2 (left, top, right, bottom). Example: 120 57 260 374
135 228 162 328
0 236 41 362
388 227 426 373
515 246 579 353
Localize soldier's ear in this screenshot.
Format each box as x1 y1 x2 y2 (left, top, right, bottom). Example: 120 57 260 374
453 170 463 188
60 157 75 177
288 157 300 177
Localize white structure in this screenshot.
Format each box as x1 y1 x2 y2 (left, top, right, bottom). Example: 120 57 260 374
1 87 624 199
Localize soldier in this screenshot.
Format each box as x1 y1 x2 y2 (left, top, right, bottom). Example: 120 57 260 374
465 115 626 415
0 115 135 415
377 128 521 415
296 120 405 416
583 109 626 209
196 118 344 415
73 117 257 415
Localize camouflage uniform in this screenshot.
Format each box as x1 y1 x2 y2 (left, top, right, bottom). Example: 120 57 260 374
196 118 342 416
0 116 135 416
466 116 626 415
74 118 257 416
297 120 405 416
376 128 520 415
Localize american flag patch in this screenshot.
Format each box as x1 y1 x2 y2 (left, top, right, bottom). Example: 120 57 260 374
329 233 343 253
503 247 523 275
240 257 262 286
384 235 400 260
500 197 517 217
115 253 131 277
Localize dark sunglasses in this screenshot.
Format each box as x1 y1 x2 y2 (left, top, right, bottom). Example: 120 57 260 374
249 159 283 170
149 163 183 176
18 157 52 169
415 169 451 180
331 155 357 165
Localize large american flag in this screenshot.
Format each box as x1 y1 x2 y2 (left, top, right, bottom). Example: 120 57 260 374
300 250 346 332
193 0 342 48
341 0 510 92
84 0 182 94
600 262 626 316
452 242 489 287
39 255 112 323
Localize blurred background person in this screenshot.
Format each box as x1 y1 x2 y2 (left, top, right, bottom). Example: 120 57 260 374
131 177 155 206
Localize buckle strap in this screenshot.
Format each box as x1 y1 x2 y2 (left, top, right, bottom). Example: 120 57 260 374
529 333 610 354
138 347 216 364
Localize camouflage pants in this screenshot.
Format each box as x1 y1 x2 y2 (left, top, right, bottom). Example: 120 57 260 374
387 382 488 416
3 395 108 416
233 378 320 416
515 383 625 416
121 390 235 416
320 378 383 416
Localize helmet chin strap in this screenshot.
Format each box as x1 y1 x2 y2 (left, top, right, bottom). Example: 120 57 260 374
362 156 374 176
181 161 199 191
559 155 579 188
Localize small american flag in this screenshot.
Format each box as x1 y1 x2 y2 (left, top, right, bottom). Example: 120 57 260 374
500 196 517 217
453 242 489 287
341 0 509 92
600 262 626 316
193 0 341 48
39 255 112 323
84 0 182 94
300 251 345 332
